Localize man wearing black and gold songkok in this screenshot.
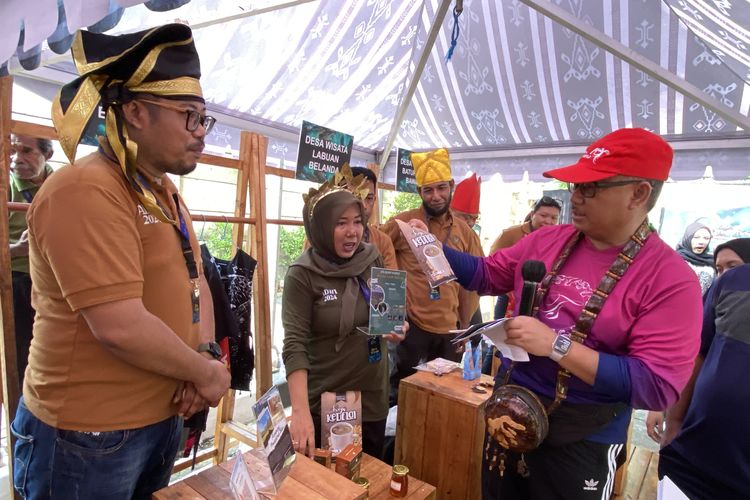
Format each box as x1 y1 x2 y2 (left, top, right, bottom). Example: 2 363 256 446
12 24 230 498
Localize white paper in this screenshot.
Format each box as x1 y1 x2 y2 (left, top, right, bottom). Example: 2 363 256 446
657 475 690 500
479 319 530 362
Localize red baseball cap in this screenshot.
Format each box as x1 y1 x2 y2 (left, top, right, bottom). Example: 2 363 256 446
543 128 673 183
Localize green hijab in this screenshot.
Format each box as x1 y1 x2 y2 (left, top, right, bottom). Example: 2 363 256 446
293 190 379 351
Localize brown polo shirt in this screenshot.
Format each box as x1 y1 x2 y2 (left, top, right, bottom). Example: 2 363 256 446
490 221 532 254
382 208 483 333
368 224 397 270
24 149 202 431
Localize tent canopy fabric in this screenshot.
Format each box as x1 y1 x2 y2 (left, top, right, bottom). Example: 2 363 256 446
3 0 749 181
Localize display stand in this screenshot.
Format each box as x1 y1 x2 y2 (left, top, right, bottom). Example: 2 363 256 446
395 370 493 500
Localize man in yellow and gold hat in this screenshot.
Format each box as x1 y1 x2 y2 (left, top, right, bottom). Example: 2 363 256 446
12 24 230 498
382 148 483 398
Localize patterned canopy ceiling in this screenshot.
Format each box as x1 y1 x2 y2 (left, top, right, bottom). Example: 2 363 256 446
3 0 749 180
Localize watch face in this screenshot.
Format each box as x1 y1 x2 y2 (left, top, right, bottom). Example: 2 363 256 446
555 336 572 353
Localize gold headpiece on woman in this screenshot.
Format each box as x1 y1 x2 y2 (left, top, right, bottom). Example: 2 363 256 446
302 164 370 219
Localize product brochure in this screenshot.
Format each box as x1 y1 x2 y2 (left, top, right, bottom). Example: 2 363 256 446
367 267 407 335
251 386 296 493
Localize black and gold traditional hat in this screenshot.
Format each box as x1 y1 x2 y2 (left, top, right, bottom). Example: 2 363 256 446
52 23 203 225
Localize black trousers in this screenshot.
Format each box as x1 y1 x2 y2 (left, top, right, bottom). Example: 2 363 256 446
390 321 461 402
312 414 387 460
481 432 626 500
12 271 35 384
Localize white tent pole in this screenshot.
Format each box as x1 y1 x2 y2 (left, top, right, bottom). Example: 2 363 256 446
190 0 318 30
378 0 453 174
518 0 750 131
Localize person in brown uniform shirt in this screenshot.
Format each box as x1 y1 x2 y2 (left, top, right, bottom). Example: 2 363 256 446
382 148 483 395
350 166 397 269
12 25 230 499
491 196 561 320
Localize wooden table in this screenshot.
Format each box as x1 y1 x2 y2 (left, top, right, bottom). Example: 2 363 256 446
153 451 436 499
395 370 494 499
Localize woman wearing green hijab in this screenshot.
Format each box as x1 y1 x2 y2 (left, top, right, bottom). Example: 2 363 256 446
282 183 405 461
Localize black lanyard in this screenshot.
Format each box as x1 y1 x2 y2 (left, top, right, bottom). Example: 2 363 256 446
172 194 201 324
21 190 34 203
136 171 200 324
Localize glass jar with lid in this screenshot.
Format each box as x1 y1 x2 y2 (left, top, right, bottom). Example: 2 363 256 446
390 465 409 497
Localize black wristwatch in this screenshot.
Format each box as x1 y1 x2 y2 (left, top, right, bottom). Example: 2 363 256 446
198 342 222 361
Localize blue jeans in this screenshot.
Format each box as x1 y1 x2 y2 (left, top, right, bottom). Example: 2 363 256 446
12 398 182 499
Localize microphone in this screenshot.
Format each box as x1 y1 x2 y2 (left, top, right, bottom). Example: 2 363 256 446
518 260 547 317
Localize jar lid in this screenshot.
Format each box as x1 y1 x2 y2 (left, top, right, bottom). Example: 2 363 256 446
392 465 409 476
353 477 370 488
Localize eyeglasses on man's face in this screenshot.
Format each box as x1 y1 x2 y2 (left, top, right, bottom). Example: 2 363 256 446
138 99 216 134
567 180 647 198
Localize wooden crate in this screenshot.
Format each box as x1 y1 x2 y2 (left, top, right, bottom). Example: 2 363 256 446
395 370 494 499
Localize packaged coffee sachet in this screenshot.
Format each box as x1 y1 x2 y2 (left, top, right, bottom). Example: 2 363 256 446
395 219 456 288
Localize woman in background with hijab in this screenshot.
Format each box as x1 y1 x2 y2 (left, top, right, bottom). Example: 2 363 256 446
282 174 404 461
676 221 715 294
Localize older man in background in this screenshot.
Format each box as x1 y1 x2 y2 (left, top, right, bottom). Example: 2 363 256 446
8 135 54 383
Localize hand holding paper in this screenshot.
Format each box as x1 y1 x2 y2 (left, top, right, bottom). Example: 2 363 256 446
451 319 530 362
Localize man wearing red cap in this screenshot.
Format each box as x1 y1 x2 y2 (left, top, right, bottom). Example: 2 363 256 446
438 129 703 498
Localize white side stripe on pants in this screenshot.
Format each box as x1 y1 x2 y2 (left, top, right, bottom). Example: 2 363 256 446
602 443 624 500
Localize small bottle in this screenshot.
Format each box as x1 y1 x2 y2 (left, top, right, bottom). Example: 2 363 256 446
390 465 409 497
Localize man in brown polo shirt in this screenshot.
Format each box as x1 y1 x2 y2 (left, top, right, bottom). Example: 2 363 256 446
382 149 482 396
12 25 230 498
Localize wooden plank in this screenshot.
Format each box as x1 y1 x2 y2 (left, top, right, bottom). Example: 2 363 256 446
197 153 239 169
266 218 304 227
395 378 429 478
246 132 273 397
467 396 487 500
219 420 258 447
638 452 659 500
10 120 56 140
152 480 206 499
402 371 494 408
0 75 21 500
422 392 450 495
619 447 652 500
265 165 295 179
183 466 234 499
172 448 219 474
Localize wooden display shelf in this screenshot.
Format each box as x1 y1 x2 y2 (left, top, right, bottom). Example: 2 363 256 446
153 451 436 499
395 370 494 499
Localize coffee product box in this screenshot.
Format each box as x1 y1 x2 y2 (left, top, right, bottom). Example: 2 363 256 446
321 391 362 457
395 219 456 288
313 448 332 468
335 443 363 480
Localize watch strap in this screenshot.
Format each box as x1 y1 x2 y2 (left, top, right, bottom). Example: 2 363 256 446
197 342 222 360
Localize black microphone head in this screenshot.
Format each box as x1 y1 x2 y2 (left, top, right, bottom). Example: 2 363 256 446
521 260 547 283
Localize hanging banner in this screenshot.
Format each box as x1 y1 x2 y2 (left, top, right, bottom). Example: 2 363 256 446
295 121 353 183
395 148 417 193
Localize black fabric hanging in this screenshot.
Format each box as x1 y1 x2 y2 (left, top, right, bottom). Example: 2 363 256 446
201 244 257 390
